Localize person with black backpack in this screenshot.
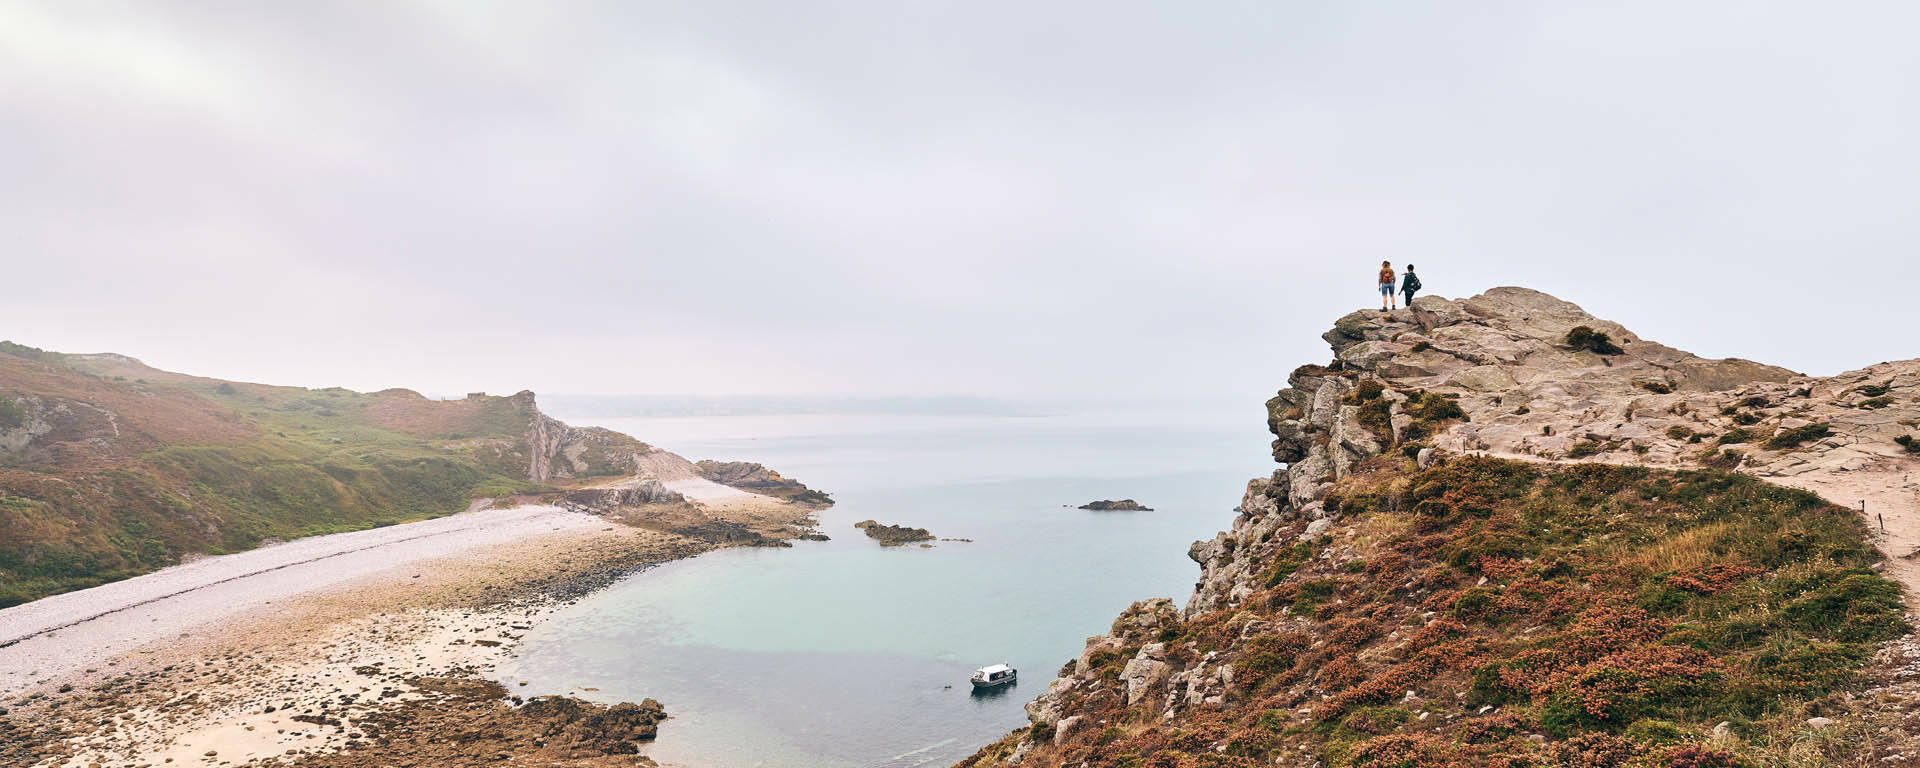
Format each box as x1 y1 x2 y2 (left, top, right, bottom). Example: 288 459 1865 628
1400 264 1422 306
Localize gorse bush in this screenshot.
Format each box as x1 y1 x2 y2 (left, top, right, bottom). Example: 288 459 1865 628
1400 391 1468 441
1566 441 1605 459
0 397 22 430
1765 423 1832 451
1343 379 1393 443
1565 326 1623 355
1340 382 1468 445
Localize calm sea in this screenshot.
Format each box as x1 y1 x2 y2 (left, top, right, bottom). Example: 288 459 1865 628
498 402 1271 767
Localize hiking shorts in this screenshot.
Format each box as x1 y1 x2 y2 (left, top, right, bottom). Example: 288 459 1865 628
1379 282 1394 297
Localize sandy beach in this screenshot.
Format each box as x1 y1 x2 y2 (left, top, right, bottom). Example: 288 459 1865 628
0 494 815 768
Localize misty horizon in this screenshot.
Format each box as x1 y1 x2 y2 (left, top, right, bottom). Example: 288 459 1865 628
7 2 1917 403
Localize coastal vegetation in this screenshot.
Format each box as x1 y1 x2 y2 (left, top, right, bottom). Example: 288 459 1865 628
965 455 1904 767
1564 326 1624 356
0 343 638 606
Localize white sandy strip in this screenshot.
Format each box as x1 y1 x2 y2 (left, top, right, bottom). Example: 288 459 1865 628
627 450 754 503
0 504 602 697
664 476 755 503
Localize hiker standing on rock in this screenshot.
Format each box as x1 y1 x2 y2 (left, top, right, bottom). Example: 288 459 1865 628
1378 261 1396 312
1401 264 1421 306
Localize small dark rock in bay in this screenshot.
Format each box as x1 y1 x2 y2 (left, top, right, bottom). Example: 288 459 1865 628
1078 499 1153 511
853 520 935 546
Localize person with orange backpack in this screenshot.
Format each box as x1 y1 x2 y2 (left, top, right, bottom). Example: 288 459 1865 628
1377 261 1396 312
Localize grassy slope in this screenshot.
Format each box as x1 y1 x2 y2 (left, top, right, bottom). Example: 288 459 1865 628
0 344 572 607
964 456 1905 768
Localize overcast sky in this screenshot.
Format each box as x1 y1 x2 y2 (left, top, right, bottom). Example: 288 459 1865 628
3 2 1915 408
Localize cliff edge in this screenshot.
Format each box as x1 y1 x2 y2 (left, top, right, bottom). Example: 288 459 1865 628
961 287 1920 768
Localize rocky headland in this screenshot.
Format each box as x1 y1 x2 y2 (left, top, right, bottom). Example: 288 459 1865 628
961 287 1920 768
697 460 835 506
0 342 830 607
1079 499 1154 511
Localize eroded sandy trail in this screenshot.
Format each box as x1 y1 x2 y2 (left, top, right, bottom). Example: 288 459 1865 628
0 504 602 697
1767 469 1920 595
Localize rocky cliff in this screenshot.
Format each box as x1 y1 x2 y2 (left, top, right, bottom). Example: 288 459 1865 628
961 287 1920 768
695 460 835 506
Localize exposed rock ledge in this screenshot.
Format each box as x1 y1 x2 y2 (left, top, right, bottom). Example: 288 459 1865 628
556 480 685 514
696 460 835 506
853 520 935 546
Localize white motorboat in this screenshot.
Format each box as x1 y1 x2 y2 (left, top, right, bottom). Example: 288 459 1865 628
971 663 1017 689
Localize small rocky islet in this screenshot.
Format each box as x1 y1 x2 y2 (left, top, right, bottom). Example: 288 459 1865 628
1076 499 1153 511
853 519 935 546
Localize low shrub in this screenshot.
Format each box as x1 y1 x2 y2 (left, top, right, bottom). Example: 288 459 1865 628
1623 718 1688 745
992 456 1904 768
1716 428 1755 445
1345 379 1394 443
0 396 21 430
1700 450 1741 469
1401 390 1468 441
1291 578 1340 613
1765 423 1832 451
1566 326 1624 355
1262 542 1315 587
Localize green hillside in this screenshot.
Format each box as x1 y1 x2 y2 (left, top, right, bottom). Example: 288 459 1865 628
0 342 644 607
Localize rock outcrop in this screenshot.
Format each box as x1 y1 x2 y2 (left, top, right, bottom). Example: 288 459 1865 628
695 460 835 506
967 286 1920 768
556 481 685 514
853 520 935 546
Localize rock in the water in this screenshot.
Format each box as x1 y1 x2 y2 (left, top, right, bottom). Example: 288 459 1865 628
852 520 934 546
1078 499 1153 511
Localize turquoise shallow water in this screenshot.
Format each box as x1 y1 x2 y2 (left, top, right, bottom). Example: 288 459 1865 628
498 408 1270 767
